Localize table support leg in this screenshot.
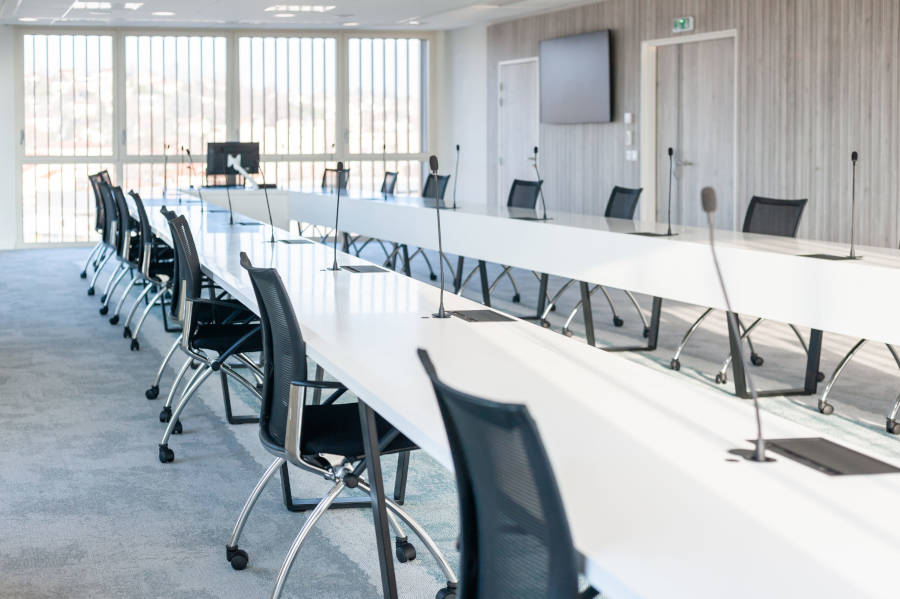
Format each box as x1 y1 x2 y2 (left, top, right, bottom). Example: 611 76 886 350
478 260 491 307
401 245 411 277
604 296 663 353
454 257 465 293
727 313 823 398
580 282 596 347
358 401 398 599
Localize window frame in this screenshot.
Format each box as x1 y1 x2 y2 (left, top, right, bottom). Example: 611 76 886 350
13 25 437 247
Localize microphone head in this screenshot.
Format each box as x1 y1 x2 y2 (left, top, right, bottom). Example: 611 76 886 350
533 146 539 155
429 155 439 172
336 161 344 172
456 144 460 151
668 147 674 157
701 187 717 214
851 150 859 162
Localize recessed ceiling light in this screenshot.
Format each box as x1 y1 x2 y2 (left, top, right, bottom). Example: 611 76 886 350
123 2 144 9
274 13 294 17
265 4 335 12
408 20 421 25
18 17 38 22
71 1 111 9
152 11 175 16
342 21 358 26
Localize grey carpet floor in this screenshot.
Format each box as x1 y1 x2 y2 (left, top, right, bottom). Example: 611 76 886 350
2 243 900 598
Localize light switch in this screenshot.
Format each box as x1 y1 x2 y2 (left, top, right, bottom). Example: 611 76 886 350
624 112 633 124
626 149 638 162
625 130 633 146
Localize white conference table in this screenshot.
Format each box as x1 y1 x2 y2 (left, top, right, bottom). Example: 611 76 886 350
150 198 900 599
195 186 900 401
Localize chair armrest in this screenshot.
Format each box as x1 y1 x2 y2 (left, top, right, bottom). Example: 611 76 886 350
284 379 350 466
291 379 347 405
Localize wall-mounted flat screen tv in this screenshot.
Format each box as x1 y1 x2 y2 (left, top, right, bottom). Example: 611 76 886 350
539 30 612 124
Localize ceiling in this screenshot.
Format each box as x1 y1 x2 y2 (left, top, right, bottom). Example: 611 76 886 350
0 0 594 30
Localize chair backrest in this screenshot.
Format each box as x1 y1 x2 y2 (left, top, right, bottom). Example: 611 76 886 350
89 171 110 233
418 350 579 599
742 196 807 238
381 171 398 195
96 181 119 246
128 191 154 269
422 174 451 201
506 179 543 209
240 252 308 451
167 215 203 302
160 207 181 318
604 186 643 219
112 186 136 256
321 168 350 191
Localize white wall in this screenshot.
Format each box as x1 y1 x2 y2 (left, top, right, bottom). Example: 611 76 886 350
437 24 488 206
0 26 18 249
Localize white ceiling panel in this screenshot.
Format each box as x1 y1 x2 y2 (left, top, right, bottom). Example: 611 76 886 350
1 0 596 30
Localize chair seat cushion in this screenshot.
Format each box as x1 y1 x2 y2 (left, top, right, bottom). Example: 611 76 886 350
300 403 417 459
192 323 262 354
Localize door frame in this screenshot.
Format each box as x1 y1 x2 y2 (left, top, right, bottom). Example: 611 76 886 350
497 56 539 210
639 29 738 229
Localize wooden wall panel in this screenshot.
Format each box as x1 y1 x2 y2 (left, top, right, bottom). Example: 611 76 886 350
485 0 900 247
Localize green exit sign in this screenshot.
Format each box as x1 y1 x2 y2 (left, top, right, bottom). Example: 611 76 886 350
673 16 694 32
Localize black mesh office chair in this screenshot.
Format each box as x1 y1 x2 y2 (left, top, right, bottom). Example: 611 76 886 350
227 253 457 599
97 186 143 314
548 187 648 337
111 191 176 339
321 167 350 191
381 171 398 195
669 196 822 385
157 215 263 464
86 179 123 296
456 179 545 304
418 350 598 599
81 170 113 279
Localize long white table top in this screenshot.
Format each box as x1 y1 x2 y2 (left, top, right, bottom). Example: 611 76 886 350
150 199 900 599
196 187 900 347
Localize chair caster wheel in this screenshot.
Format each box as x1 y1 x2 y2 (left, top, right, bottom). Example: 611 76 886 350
613 316 624 327
750 353 764 366
80 271 87 279
715 373 727 385
562 328 573 338
99 305 109 315
817 371 825 382
172 420 183 435
145 385 159 399
643 327 650 338
190 361 199 370
540 320 550 328
429 273 437 281
108 315 119 325
87 287 95 296
819 402 834 415
130 339 139 351
670 358 680 371
226 545 248 570
160 407 172 423
888 420 900 435
158 444 174 463
435 583 457 599
100 294 108 304
395 538 416 563
123 326 131 338
512 294 521 303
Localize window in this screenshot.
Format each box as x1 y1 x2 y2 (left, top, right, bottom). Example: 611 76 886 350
123 35 228 198
16 30 432 245
348 37 426 194
22 34 113 243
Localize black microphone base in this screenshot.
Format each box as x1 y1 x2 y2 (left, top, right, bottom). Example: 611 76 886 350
800 253 862 261
511 215 553 221
629 231 678 238
431 311 451 319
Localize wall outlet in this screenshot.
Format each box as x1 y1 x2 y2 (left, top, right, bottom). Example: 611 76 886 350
625 149 639 162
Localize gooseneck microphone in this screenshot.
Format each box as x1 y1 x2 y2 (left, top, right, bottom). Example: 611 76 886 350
532 146 549 221
850 150 859 259
184 147 205 210
430 155 450 319
259 165 276 243
452 144 460 210
667 147 675 236
702 187 769 463
328 162 345 271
